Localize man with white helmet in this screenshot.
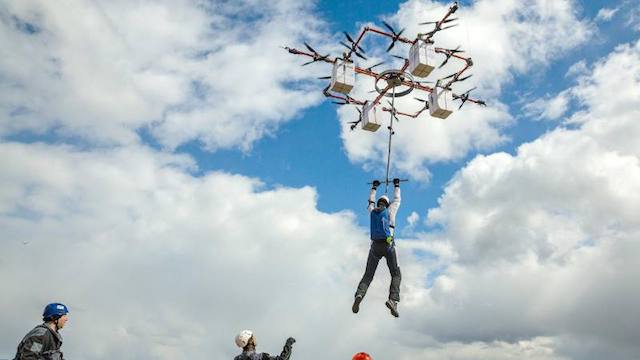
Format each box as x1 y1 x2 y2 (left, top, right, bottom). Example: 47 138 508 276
13 303 69 360
352 178 402 317
234 330 295 360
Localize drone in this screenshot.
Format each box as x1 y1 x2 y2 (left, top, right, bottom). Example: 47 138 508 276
284 1 486 188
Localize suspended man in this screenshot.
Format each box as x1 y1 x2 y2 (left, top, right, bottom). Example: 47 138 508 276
352 178 402 317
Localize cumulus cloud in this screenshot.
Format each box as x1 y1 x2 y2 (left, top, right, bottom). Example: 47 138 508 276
522 91 571 121
0 142 369 359
416 40 640 358
595 7 619 22
338 0 592 180
0 0 326 150
0 140 575 360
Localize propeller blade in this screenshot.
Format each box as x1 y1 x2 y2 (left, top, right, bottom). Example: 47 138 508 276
397 28 405 37
392 55 406 60
419 21 438 25
414 97 427 102
457 74 472 82
323 85 330 92
439 57 450 68
443 45 462 53
382 21 396 35
458 99 466 110
443 18 458 23
340 41 353 51
465 86 477 94
355 51 367 60
318 76 331 79
386 41 396 52
442 72 456 80
302 59 316 66
304 42 316 54
367 61 385 70
441 24 459 30
344 31 355 43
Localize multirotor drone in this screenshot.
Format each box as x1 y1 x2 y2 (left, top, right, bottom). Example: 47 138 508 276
284 1 486 189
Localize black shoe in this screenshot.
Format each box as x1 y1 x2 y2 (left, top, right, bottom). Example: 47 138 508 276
352 295 363 314
385 299 399 318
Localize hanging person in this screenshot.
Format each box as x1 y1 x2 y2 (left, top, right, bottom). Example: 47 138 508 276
13 303 69 360
234 329 296 360
352 178 402 317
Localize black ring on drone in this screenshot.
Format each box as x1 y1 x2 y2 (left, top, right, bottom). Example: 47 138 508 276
374 69 415 98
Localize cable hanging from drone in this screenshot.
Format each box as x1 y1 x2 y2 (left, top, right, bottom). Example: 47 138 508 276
283 1 486 191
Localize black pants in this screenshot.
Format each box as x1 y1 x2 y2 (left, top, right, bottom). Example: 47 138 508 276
355 240 401 301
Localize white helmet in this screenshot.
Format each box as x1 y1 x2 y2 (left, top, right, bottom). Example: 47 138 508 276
235 329 254 348
377 195 390 207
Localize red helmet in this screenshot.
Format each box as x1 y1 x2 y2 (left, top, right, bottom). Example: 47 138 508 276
352 352 372 360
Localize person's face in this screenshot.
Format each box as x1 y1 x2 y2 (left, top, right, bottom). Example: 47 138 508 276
56 315 69 329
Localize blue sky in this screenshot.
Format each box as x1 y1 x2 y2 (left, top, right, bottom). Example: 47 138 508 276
1 1 639 359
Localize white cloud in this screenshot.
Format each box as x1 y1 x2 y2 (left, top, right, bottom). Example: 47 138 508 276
417 40 640 358
407 211 420 227
522 91 571 121
595 7 619 22
624 4 640 31
0 0 326 150
0 140 576 360
338 0 592 180
565 60 588 78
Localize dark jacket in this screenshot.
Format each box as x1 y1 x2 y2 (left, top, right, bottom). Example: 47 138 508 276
13 324 64 360
234 339 294 360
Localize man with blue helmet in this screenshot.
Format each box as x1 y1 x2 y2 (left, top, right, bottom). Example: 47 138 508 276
352 178 402 317
13 303 69 360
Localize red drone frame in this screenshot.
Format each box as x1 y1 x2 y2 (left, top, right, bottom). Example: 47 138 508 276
284 1 486 125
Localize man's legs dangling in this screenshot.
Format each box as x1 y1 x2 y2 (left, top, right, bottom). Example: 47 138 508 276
353 244 382 313
384 245 401 317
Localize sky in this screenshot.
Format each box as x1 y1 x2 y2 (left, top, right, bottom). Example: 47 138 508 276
0 0 639 359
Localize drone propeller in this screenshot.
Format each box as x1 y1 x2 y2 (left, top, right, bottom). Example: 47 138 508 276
457 74 472 82
301 42 331 66
382 21 406 52
304 42 317 53
442 45 463 53
365 61 385 71
414 97 430 109
439 45 463 68
419 18 458 25
391 55 407 62
340 38 367 60
453 87 477 109
343 31 366 54
441 72 457 80
318 76 332 80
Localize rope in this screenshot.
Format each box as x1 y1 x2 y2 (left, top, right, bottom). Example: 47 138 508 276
384 86 396 194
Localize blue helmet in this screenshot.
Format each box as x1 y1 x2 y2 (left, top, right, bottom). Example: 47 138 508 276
43 303 69 321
